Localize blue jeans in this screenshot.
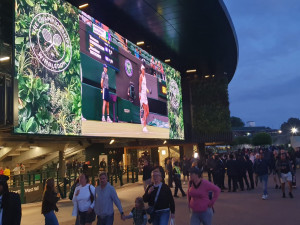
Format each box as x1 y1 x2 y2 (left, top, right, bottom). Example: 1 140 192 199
97 214 114 225
259 174 268 195
152 210 170 225
44 211 59 225
190 208 213 225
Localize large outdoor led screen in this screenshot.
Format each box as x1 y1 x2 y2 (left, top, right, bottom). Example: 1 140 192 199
14 0 184 139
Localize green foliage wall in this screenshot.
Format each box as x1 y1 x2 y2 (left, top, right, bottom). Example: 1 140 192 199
166 67 184 139
190 77 231 134
15 0 81 135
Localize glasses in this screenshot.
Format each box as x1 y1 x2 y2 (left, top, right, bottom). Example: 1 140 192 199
152 174 161 177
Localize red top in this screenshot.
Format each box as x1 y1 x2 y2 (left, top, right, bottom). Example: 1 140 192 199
188 179 220 213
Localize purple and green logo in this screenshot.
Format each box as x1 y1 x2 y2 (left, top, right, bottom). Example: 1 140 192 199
125 59 133 77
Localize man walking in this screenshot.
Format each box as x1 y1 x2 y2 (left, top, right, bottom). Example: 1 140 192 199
254 153 269 200
94 172 125 225
276 153 294 198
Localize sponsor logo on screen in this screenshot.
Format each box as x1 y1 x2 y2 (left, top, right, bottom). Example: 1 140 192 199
125 59 133 77
29 13 72 73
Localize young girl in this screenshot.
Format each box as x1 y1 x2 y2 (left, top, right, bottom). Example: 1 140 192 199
124 197 147 225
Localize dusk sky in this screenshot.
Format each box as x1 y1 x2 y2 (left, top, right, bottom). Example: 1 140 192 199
224 0 300 129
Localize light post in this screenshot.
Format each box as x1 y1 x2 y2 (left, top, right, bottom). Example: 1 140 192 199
291 127 298 136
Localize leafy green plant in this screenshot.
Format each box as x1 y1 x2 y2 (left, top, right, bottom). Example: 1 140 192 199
15 0 82 135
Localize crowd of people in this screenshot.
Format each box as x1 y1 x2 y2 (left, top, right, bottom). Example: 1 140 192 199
0 146 299 225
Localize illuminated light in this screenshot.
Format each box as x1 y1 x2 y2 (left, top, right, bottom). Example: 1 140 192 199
278 130 282 134
0 57 10 62
162 86 167 94
163 140 167 144
212 75 215 77
194 152 198 158
165 59 171 63
109 139 115 145
136 41 144 46
291 127 298 134
162 150 166 155
205 75 210 78
186 69 196 73
29 146 38 149
79 3 89 9
246 132 251 136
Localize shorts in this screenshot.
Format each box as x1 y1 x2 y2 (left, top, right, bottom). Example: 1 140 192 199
280 172 292 183
102 88 110 102
183 171 190 176
79 210 96 224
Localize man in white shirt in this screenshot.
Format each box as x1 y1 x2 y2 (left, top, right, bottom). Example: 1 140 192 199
94 172 125 225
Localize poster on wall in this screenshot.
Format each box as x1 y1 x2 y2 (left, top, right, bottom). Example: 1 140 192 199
14 0 184 140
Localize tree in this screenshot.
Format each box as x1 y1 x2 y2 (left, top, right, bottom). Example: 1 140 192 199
280 118 300 134
252 132 272 146
234 136 251 145
230 116 245 128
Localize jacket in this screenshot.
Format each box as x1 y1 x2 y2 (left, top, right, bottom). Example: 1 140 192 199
143 183 175 214
2 192 22 225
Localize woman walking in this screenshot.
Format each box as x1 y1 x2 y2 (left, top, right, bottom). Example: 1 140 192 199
188 167 220 225
41 178 60 225
72 174 96 225
143 169 175 225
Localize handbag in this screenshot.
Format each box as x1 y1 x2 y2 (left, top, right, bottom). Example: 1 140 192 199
146 184 162 216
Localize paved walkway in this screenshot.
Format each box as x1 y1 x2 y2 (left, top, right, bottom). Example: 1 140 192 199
21 171 300 225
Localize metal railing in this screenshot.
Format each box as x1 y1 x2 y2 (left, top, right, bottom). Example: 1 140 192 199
9 165 140 204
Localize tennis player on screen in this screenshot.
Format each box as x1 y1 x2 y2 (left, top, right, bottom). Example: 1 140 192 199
139 64 149 132
101 64 112 122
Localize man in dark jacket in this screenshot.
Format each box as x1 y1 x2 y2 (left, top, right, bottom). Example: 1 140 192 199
0 175 22 225
245 155 254 189
166 159 173 188
206 155 216 182
226 154 238 192
254 153 269 200
143 159 153 191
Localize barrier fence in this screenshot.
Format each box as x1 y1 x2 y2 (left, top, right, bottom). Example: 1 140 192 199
8 165 140 204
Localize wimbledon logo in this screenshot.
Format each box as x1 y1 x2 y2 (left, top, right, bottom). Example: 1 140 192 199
29 13 72 73
125 59 133 77
169 79 180 110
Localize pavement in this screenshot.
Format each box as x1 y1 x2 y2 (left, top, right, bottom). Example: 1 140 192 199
21 170 300 225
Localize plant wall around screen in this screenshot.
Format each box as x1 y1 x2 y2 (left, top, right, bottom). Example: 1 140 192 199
15 0 81 135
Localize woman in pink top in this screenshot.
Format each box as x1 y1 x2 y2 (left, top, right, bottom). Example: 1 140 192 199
188 167 221 225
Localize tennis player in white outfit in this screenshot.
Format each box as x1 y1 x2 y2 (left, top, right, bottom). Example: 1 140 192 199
139 65 149 132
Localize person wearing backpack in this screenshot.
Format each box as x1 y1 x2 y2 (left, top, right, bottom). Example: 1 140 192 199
72 174 96 225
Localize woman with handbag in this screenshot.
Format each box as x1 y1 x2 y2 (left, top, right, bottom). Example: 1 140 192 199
72 174 96 225
143 169 175 225
188 167 220 225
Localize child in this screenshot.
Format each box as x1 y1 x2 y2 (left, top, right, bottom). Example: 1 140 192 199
124 197 147 225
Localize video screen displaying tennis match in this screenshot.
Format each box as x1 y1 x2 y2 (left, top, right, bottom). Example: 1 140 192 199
14 0 184 140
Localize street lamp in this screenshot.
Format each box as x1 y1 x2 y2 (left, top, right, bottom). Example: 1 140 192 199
291 127 298 134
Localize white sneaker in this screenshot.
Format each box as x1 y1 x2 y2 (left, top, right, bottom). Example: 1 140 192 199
262 194 268 200
107 117 112 123
143 127 148 132
102 116 106 122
